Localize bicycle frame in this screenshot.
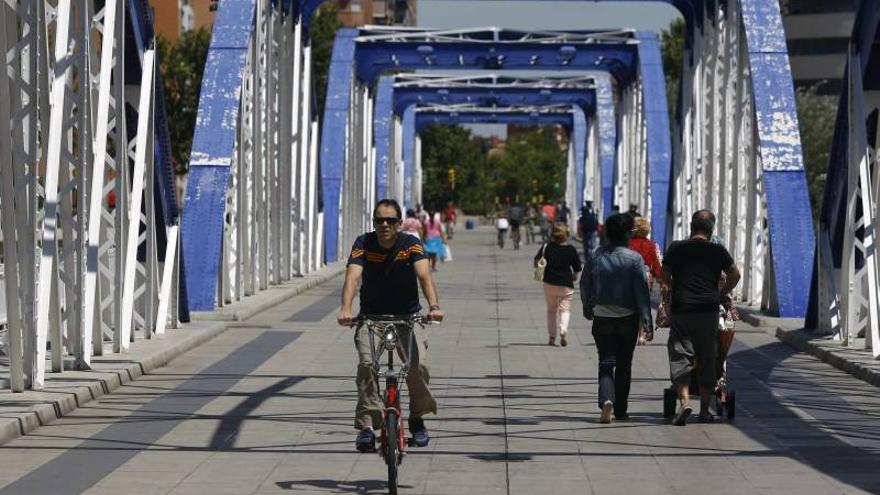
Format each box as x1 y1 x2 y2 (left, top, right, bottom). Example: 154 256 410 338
358 316 422 462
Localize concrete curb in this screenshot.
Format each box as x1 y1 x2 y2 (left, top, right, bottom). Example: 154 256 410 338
0 321 228 445
776 327 880 388
191 262 346 322
0 262 345 445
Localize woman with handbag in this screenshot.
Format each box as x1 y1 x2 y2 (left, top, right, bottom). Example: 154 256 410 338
534 222 582 346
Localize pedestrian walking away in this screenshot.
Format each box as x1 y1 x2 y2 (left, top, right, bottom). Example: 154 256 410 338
661 209 741 426
496 211 509 248
337 199 445 452
577 200 599 263
402 209 422 239
581 214 653 423
628 216 662 345
443 201 457 240
535 222 582 347
508 202 525 250
422 211 446 271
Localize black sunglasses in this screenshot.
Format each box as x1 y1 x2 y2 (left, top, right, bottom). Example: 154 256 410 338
373 216 400 226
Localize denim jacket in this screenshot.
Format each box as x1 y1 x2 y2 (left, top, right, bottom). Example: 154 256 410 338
580 243 653 330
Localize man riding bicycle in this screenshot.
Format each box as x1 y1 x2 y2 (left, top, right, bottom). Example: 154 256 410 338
508 202 525 250
337 199 445 453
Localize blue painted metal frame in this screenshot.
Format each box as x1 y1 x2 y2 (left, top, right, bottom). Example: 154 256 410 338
389 86 597 208
373 76 394 201
415 112 574 131
354 41 639 86
180 0 257 311
573 109 587 210
596 76 616 222
391 87 596 116
319 28 358 264
402 106 416 208
635 32 672 249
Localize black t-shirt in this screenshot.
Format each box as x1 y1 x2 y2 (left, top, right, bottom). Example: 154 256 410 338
663 239 734 313
535 242 582 288
347 233 427 315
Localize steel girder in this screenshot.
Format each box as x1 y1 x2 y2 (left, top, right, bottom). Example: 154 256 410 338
181 0 323 311
389 86 596 211
808 0 880 356
408 104 589 237
321 27 662 262
0 0 181 389
430 0 812 315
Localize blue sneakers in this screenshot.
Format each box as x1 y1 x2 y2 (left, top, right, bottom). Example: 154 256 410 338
355 427 376 452
408 417 430 447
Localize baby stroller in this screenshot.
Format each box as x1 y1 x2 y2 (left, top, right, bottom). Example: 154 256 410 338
662 308 737 421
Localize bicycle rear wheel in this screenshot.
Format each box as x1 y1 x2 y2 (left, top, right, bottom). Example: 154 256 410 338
385 409 399 495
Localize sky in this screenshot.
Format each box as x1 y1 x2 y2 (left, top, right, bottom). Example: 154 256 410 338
417 1 681 137
418 1 681 32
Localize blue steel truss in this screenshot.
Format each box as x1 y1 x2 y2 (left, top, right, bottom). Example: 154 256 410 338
180 0 259 311
415 112 574 131
321 27 648 262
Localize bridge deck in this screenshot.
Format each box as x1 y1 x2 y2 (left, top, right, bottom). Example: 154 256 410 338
0 228 877 495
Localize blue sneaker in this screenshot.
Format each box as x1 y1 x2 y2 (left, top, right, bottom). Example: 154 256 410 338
408 417 430 447
355 427 376 452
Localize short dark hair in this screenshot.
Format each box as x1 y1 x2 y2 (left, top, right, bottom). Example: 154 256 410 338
374 199 402 219
604 213 633 243
690 209 716 234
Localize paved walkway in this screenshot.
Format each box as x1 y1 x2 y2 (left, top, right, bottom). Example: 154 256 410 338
0 228 878 494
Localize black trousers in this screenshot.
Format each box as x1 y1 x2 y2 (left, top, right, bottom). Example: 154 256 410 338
591 314 640 415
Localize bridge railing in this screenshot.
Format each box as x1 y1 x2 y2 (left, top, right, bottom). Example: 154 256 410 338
0 0 182 390
808 0 880 357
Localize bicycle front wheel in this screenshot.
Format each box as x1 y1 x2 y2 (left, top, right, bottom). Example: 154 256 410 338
385 409 399 494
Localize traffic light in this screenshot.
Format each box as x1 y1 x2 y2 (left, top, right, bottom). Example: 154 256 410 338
447 167 456 184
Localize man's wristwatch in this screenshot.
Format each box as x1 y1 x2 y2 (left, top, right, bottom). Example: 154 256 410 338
429 304 441 311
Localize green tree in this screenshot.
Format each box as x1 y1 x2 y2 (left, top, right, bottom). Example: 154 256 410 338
309 6 341 120
795 85 837 221
157 28 211 173
493 128 567 202
661 18 685 127
420 125 489 212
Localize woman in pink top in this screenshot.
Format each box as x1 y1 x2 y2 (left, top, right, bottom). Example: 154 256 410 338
402 209 422 239
423 211 446 271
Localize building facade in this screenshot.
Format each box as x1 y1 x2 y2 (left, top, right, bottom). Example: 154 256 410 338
331 0 416 27
149 0 217 40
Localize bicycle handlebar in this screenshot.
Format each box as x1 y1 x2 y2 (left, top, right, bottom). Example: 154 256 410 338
347 314 439 327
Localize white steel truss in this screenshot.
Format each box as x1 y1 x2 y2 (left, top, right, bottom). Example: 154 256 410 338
0 0 177 390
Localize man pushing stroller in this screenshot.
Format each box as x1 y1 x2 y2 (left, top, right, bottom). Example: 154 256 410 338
660 210 741 425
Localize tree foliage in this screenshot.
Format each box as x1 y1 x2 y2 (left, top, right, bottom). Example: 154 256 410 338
420 125 567 214
157 28 211 173
660 18 685 127
795 85 837 221
309 6 341 120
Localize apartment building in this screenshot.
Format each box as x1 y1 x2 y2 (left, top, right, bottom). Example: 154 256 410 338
331 0 416 27
149 0 216 40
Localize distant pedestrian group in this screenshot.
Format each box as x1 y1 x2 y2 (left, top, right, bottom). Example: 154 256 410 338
532 207 741 425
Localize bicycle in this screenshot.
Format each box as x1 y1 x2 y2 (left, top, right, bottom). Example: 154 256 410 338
351 314 436 495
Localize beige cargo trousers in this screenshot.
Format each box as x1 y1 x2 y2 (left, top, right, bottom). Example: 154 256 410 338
354 322 437 429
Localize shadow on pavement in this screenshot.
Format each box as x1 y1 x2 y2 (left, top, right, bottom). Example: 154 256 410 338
728 337 880 493
276 479 413 493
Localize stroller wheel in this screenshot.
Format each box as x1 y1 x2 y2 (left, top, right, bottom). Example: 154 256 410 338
663 388 676 419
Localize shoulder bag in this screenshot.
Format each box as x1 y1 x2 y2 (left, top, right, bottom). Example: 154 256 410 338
534 243 548 282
